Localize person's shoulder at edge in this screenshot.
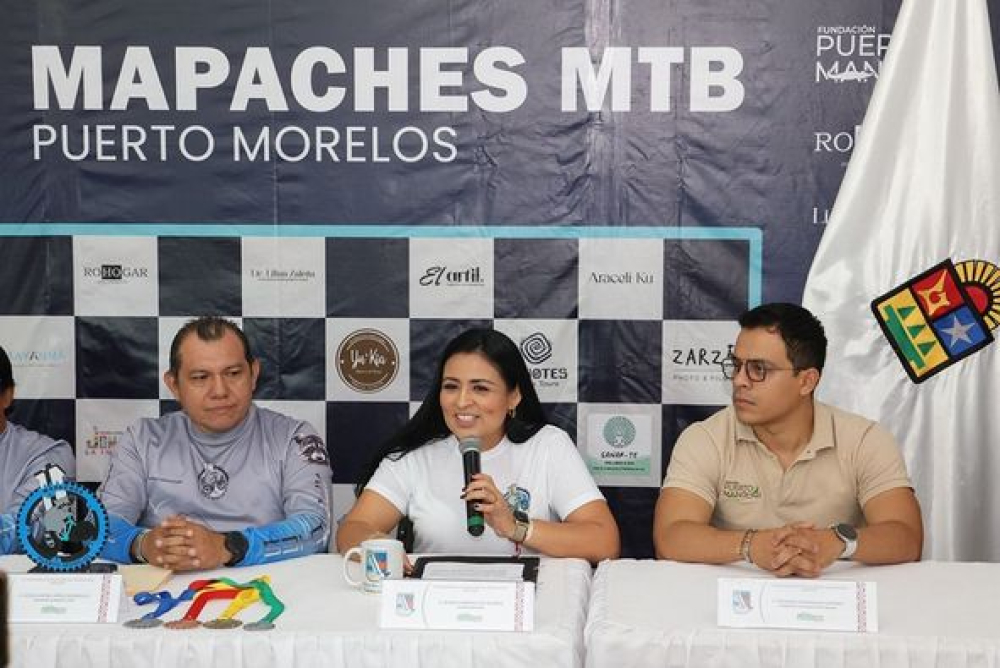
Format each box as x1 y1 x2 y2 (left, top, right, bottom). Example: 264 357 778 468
3 421 69 451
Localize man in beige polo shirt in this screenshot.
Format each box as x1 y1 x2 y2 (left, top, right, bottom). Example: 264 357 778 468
653 303 923 577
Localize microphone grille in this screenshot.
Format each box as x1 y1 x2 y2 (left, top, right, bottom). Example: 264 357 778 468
459 437 481 454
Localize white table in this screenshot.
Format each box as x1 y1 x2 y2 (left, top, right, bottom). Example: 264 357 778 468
585 559 1000 668
5 554 592 668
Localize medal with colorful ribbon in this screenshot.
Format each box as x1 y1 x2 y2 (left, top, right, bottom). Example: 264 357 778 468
165 580 242 630
202 584 261 629
123 578 217 629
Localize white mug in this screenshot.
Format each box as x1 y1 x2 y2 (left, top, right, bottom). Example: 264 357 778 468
343 538 405 594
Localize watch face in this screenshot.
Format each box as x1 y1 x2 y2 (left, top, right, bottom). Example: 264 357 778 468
224 531 248 563
836 523 858 541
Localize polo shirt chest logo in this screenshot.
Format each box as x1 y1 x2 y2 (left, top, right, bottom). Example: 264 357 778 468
722 480 761 500
198 463 230 499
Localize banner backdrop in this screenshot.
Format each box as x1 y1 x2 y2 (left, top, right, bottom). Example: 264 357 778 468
1 0 994 557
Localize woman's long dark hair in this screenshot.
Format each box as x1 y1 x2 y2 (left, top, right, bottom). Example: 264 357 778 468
355 328 548 495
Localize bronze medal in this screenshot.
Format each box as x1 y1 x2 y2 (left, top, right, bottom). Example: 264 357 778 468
165 619 201 630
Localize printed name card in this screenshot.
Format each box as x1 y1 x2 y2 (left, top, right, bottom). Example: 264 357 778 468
380 579 535 632
717 577 877 633
8 573 123 624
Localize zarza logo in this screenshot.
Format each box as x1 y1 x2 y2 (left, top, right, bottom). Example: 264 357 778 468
671 346 733 367
519 332 553 364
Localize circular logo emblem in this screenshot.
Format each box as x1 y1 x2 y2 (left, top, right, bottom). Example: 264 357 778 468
519 332 553 365
603 416 637 449
17 482 109 572
198 463 229 499
336 329 399 393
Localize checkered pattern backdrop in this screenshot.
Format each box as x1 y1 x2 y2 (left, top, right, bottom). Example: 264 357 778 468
0 230 755 556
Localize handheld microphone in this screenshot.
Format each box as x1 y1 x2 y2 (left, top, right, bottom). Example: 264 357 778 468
460 437 485 536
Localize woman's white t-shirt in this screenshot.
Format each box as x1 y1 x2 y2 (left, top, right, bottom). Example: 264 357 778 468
366 425 604 555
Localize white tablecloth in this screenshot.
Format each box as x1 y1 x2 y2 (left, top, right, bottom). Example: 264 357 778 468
585 559 1000 668
6 554 592 668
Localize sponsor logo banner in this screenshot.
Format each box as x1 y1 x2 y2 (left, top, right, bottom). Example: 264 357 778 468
242 237 326 317
326 319 409 401
495 319 577 403
73 237 158 316
578 403 661 487
662 320 739 405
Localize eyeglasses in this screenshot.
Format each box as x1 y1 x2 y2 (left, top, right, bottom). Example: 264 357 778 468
720 356 798 383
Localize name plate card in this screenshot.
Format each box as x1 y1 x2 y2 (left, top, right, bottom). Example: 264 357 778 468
379 579 535 632
8 573 123 624
717 578 877 633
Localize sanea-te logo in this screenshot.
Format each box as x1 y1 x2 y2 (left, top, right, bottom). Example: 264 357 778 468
815 25 890 84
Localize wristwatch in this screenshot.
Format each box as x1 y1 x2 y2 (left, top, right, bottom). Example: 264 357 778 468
511 510 531 544
223 530 249 567
832 523 858 559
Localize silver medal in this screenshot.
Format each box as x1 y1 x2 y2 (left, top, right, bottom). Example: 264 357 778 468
244 621 275 632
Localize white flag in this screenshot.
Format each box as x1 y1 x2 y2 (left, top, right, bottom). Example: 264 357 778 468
803 0 1000 560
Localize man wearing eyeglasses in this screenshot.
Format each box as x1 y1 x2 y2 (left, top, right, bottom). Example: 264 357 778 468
653 303 923 576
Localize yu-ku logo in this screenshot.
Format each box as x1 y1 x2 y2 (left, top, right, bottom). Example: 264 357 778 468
872 259 999 383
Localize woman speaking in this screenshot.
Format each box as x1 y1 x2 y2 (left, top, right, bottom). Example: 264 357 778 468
336 328 619 564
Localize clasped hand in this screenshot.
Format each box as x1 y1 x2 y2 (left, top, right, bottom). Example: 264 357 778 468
748 523 844 577
139 515 231 571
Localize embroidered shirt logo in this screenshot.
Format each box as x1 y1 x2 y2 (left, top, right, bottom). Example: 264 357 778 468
294 433 330 465
723 481 761 500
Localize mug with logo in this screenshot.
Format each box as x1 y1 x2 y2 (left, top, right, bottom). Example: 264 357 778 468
343 538 405 594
